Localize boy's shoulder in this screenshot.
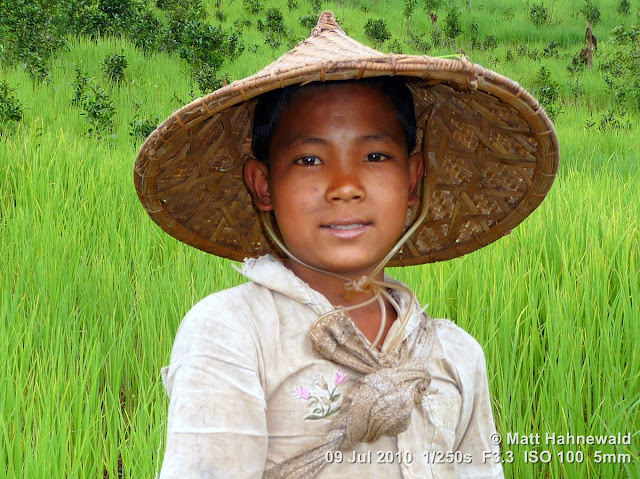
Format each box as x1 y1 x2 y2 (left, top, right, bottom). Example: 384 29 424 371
169 281 271 362
181 280 267 325
431 317 486 365
184 255 320 319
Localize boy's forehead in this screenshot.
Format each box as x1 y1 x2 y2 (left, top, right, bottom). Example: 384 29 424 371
280 83 400 126
272 84 407 147
290 81 390 105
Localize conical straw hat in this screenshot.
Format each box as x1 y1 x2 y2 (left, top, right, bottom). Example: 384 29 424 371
134 11 559 265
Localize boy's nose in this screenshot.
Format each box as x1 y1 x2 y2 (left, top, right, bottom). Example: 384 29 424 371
325 170 366 202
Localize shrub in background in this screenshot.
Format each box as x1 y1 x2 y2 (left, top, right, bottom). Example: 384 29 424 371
617 0 630 15
129 9 164 52
103 54 128 85
214 10 227 22
0 0 68 80
568 77 584 99
484 35 497 51
191 64 230 94
129 109 160 140
529 3 549 26
242 0 263 15
596 107 633 131
2 0 241 83
567 54 587 74
71 69 116 137
388 39 404 53
258 8 288 49
264 8 287 34
580 0 601 27
156 0 206 18
443 6 462 42
0 82 24 136
234 18 253 30
502 8 515 20
225 31 245 61
543 41 560 59
431 25 443 47
535 66 563 121
470 20 480 49
404 0 417 33
310 0 322 14
423 0 444 13
74 3 110 39
406 31 431 52
601 21 640 112
299 14 316 29
67 0 159 41
364 18 391 46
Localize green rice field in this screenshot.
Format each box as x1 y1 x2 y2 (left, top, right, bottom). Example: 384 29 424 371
1 0 639 477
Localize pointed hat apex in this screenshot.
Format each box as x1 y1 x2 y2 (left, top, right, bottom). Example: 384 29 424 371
313 11 342 34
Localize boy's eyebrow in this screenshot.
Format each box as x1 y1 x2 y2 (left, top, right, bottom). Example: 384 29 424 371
287 133 402 147
359 133 402 143
287 135 328 147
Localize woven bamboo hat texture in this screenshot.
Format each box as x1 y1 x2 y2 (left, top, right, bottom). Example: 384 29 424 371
134 11 559 266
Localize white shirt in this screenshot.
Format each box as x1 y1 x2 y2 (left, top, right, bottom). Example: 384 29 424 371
160 255 504 478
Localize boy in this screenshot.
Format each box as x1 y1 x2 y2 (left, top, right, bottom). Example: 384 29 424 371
134 12 558 479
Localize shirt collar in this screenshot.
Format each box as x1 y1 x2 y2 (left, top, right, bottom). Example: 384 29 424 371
236 255 425 343
236 255 333 314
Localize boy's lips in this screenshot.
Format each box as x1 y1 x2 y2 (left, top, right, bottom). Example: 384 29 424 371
320 219 372 239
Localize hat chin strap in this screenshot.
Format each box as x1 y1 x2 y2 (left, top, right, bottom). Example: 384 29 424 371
259 174 431 352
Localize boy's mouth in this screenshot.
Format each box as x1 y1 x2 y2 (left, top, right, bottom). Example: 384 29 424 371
320 220 372 238
321 219 371 230
325 223 367 230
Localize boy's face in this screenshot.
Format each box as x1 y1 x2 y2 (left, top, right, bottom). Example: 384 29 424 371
245 83 423 278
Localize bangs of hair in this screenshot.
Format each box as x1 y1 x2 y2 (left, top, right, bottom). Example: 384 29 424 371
252 77 417 166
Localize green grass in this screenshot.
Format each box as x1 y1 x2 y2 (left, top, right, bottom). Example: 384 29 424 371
394 163 640 477
1 0 640 477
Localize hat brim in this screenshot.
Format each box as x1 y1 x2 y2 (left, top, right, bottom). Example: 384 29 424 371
134 12 559 266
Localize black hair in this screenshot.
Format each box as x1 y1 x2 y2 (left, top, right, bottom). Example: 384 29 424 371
251 76 417 167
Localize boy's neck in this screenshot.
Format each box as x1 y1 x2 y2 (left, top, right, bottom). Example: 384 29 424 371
285 259 397 349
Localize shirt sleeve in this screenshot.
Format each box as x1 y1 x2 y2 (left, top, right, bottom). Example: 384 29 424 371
159 291 268 479
450 326 504 479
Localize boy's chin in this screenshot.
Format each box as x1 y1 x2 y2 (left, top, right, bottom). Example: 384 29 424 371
288 254 384 279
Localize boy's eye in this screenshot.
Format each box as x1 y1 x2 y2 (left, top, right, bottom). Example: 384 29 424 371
295 156 322 166
365 153 389 162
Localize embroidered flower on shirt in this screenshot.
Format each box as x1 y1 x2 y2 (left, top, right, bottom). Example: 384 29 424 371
293 369 347 420
315 375 329 391
293 386 311 400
